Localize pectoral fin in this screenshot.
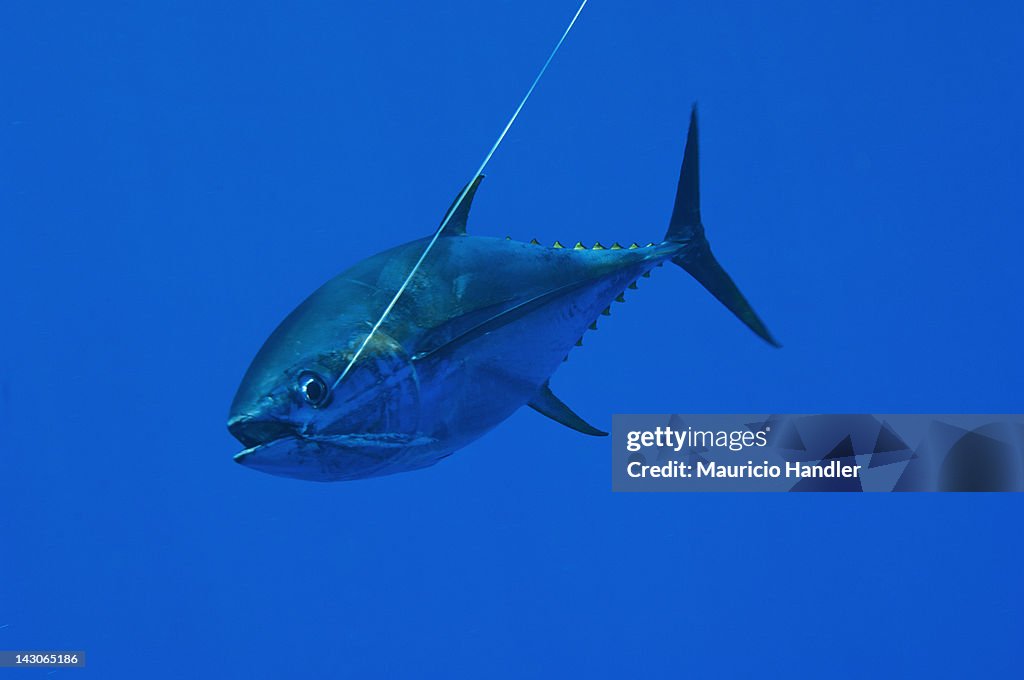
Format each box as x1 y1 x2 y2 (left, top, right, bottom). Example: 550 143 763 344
528 381 607 437
413 278 591 361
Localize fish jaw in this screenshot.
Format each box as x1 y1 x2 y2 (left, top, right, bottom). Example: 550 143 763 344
233 432 441 482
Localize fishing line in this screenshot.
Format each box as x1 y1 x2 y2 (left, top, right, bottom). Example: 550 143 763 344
333 0 589 390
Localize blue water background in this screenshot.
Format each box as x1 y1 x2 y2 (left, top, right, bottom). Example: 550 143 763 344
2 2 1022 677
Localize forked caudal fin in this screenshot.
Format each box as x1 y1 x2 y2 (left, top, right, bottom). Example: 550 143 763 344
666 105 780 347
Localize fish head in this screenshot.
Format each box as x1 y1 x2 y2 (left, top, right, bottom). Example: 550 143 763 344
228 321 423 481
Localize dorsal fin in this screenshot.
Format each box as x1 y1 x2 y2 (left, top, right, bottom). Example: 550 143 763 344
439 175 484 236
528 381 607 436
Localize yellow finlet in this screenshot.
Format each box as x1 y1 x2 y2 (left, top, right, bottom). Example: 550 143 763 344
615 293 625 303
610 242 623 250
529 238 540 245
628 243 639 249
601 306 611 316
588 321 598 331
592 242 606 250
575 337 583 347
553 240 564 249
628 281 638 289
573 241 586 250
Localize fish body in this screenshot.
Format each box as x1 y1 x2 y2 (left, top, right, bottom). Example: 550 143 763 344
228 108 778 481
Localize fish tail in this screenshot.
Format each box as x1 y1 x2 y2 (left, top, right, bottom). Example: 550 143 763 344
663 104 780 347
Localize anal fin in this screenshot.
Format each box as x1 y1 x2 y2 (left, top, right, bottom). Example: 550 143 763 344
528 381 607 437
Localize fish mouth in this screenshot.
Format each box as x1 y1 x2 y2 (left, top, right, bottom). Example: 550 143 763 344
231 435 302 467
231 429 441 482
228 415 305 468
227 414 297 450
229 416 438 464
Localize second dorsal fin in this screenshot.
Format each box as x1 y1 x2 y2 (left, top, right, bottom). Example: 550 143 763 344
439 175 484 236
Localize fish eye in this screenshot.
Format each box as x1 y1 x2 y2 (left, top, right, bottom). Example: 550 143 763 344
298 372 330 407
